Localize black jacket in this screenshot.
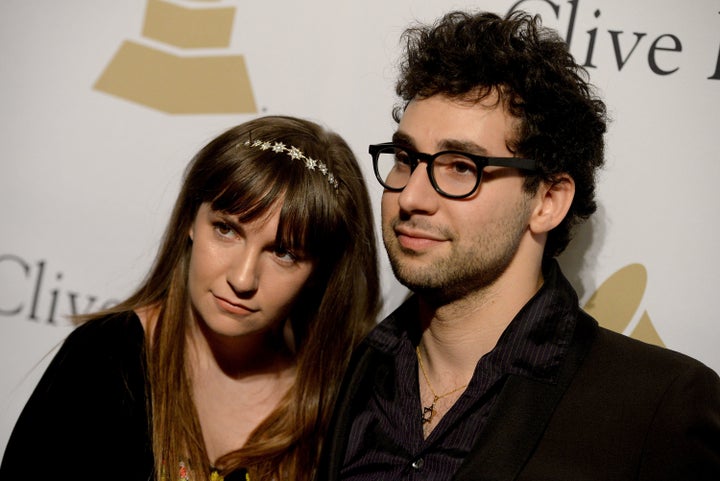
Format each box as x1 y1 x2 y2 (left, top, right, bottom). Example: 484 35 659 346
317 266 720 480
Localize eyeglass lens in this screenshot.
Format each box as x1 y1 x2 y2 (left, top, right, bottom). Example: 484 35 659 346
375 146 480 197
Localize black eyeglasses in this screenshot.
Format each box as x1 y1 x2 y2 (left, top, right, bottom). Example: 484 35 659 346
369 142 538 199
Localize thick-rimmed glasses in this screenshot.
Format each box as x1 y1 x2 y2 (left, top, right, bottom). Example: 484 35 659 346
369 142 538 199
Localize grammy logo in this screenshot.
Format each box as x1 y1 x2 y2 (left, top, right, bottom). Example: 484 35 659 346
583 263 664 347
94 0 256 114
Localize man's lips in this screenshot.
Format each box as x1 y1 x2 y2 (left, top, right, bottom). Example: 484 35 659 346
394 226 446 250
213 294 258 315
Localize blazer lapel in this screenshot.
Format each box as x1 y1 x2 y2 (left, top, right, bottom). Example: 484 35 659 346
452 313 596 481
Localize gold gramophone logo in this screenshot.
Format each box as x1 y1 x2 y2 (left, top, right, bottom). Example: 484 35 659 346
94 0 256 114
583 264 664 347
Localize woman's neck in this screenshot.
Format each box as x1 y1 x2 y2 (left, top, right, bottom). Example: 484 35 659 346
186 315 297 462
137 305 297 461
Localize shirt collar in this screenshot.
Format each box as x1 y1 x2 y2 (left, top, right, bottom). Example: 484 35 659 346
366 259 579 383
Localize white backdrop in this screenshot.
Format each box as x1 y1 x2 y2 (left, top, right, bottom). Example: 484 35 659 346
2 0 719 455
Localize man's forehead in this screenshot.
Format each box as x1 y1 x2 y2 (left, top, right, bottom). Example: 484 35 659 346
395 94 516 155
392 130 491 156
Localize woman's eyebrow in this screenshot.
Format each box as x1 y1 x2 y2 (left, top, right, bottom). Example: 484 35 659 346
212 210 246 234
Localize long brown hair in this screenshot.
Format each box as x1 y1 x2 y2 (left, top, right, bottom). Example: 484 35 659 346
84 116 380 480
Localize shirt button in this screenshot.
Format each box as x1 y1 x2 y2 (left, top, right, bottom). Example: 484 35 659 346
411 458 424 470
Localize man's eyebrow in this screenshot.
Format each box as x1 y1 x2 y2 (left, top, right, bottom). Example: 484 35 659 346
438 139 490 156
392 131 414 147
392 131 490 156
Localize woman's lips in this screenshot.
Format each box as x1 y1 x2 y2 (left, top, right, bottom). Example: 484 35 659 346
213 294 258 315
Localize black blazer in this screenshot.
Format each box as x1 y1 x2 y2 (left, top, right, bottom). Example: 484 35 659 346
317 312 720 480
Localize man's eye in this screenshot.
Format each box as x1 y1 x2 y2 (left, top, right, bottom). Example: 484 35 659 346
451 160 475 174
395 151 412 165
436 156 477 177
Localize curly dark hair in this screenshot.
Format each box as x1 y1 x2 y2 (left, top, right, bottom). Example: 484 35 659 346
393 10 608 257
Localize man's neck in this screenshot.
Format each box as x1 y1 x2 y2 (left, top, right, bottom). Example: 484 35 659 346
416 257 544 380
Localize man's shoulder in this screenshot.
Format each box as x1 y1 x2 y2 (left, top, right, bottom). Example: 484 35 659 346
576 320 719 392
594 324 712 370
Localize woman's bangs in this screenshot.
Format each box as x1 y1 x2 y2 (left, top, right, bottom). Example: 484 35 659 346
208 151 286 223
198 143 343 261
276 176 341 261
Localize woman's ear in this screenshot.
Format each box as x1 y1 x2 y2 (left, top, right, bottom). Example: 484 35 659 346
529 174 575 234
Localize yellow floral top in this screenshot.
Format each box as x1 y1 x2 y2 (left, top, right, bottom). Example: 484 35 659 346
175 461 250 481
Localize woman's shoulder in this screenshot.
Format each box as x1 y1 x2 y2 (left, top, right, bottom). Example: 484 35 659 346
0 313 153 479
70 310 144 346
30 310 150 411
55 310 146 371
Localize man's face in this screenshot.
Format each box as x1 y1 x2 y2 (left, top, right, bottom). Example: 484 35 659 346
381 94 534 303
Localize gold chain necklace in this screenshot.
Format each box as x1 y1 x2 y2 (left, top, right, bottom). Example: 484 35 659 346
416 345 468 425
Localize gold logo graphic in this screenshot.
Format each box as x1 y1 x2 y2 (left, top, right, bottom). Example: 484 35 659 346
94 0 256 114
583 264 664 347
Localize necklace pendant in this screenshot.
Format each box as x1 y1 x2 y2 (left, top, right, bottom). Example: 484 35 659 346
421 403 436 425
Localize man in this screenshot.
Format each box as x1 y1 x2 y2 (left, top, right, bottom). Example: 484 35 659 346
316 10 720 481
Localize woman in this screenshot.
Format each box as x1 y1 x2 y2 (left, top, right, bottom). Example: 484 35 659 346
0 116 380 480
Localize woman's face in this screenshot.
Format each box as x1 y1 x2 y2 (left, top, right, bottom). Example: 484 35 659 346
187 202 315 340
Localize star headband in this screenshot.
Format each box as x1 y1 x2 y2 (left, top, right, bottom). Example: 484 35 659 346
242 139 339 190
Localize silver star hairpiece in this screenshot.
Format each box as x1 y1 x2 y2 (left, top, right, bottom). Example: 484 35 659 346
243 139 339 190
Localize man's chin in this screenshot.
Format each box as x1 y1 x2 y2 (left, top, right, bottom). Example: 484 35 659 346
390 261 446 300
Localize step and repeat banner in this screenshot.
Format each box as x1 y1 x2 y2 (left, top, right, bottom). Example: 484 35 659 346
1 0 719 453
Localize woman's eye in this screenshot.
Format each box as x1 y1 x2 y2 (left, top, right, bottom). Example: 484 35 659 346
213 222 236 238
273 246 298 263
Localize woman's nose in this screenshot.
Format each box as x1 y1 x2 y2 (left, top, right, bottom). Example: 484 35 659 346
226 249 260 295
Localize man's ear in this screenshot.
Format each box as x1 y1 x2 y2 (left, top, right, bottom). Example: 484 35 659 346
529 174 575 234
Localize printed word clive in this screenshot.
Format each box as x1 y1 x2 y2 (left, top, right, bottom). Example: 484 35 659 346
0 254 118 325
508 0 720 80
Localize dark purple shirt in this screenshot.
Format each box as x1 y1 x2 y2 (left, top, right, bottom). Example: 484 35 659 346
341 262 576 480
